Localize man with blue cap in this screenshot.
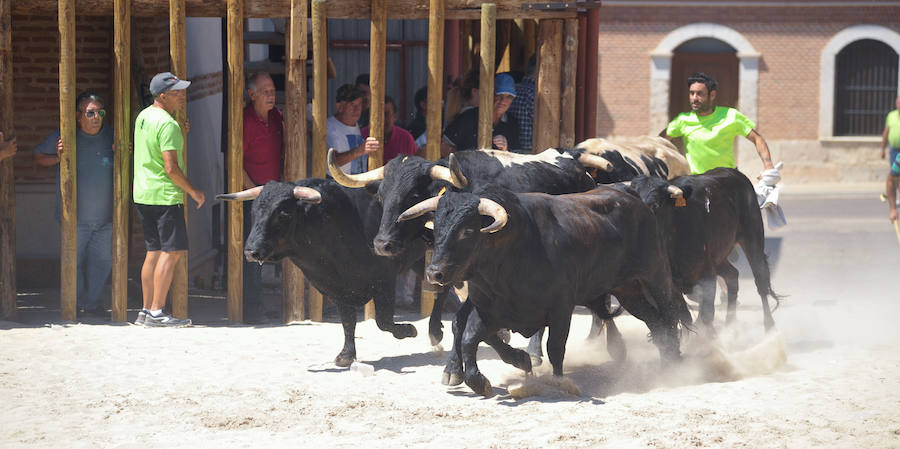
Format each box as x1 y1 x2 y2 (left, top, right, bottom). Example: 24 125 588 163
442 72 521 156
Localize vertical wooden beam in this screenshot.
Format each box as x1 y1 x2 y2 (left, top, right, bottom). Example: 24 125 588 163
560 18 578 148
575 13 586 143
444 19 459 85
534 19 562 153
477 3 496 150
421 0 444 319
523 19 536 64
59 0 77 321
169 0 189 319
112 0 131 323
226 0 244 323
460 20 472 75
496 20 511 73
282 0 308 323
584 9 600 139
309 0 328 322
0 0 17 321
363 0 387 321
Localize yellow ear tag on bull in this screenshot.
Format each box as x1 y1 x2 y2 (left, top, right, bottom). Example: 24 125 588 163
438 187 447 197
425 220 434 230
675 197 686 207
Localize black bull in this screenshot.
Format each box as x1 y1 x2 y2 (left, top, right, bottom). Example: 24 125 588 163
627 168 782 331
399 185 692 397
217 179 438 367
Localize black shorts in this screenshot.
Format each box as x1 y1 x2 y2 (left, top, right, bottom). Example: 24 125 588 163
136 203 189 252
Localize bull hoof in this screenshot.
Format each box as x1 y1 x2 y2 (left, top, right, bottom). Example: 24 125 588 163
608 340 627 362
496 329 511 344
394 324 417 339
335 354 355 368
429 329 444 347
530 355 543 368
466 374 494 397
442 371 464 386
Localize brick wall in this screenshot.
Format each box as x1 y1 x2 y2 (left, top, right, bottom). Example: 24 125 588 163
595 6 900 140
9 14 171 183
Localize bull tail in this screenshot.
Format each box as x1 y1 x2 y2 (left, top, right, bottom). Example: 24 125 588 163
737 178 786 324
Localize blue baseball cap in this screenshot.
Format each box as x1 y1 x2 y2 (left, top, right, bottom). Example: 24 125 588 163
494 73 517 98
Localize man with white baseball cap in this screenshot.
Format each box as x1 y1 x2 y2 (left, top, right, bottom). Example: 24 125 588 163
132 71 204 327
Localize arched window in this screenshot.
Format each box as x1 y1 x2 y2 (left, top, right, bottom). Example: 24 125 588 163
833 39 898 136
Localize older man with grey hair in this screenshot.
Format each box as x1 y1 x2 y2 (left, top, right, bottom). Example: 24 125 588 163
240 71 284 323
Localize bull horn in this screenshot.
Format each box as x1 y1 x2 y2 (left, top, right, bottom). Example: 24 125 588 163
215 185 264 202
398 196 441 222
448 153 469 188
667 185 683 198
477 198 508 233
577 153 614 172
428 164 466 189
327 147 385 188
293 186 322 204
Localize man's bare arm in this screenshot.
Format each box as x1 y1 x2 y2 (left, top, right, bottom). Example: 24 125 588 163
162 150 205 208
746 129 775 171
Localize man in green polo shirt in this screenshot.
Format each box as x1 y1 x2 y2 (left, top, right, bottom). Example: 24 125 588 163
133 72 205 327
662 72 776 176
882 96 900 223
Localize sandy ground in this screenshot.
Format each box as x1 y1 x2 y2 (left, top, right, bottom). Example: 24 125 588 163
2 187 900 448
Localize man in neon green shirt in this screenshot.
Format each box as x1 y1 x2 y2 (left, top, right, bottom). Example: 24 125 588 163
133 72 205 327
881 96 900 223
661 72 775 176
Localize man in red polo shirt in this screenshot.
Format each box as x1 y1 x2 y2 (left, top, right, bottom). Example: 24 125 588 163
242 72 283 323
362 96 419 163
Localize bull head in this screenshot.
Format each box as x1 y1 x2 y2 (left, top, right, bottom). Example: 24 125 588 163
217 185 322 204
399 195 508 234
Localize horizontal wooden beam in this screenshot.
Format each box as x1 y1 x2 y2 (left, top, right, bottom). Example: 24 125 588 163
12 0 581 18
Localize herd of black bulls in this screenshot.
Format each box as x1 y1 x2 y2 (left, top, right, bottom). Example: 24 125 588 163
217 136 780 397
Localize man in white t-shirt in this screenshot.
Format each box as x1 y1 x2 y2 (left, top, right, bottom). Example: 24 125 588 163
327 84 380 175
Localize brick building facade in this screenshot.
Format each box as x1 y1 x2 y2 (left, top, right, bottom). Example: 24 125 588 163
595 1 900 182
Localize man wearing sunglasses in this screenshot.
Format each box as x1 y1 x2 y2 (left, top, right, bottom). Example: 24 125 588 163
34 91 115 319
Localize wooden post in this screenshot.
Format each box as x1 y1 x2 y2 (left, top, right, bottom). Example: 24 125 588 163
477 3 496 150
282 0 309 323
421 0 444 318
169 0 189 319
111 0 131 323
59 0 77 321
309 0 327 322
226 0 244 323
534 19 562 153
362 0 387 321
0 0 17 321
560 18 577 148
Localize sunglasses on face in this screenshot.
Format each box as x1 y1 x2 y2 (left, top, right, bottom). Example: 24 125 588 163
82 109 106 119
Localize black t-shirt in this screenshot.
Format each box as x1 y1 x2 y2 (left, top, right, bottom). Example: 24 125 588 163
443 107 521 151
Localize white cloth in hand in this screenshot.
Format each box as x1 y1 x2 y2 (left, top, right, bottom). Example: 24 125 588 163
754 161 786 229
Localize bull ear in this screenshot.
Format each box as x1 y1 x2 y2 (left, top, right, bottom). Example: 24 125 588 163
293 186 322 204
216 185 263 202
477 198 508 233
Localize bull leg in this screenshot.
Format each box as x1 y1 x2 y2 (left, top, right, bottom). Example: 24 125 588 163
526 329 544 367
335 302 358 367
585 295 627 362
695 272 718 330
373 294 417 339
738 240 778 331
546 309 574 377
484 332 533 373
442 299 472 386
428 289 447 347
460 307 496 397
717 261 739 325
